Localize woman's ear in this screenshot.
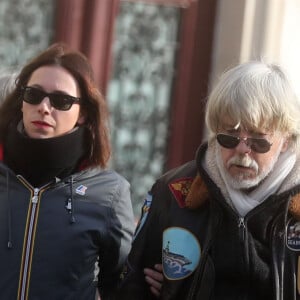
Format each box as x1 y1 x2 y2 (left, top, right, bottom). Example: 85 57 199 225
77 113 85 125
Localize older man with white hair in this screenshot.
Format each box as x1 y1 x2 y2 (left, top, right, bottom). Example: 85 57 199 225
117 61 300 300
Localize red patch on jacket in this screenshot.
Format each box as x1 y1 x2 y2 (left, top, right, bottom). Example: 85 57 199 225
169 177 194 208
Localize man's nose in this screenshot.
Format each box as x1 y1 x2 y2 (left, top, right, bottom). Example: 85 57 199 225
235 137 252 153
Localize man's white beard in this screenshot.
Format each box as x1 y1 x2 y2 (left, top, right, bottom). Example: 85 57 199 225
216 143 283 190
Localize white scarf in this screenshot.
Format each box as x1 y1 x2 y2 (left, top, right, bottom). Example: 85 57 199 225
205 144 296 217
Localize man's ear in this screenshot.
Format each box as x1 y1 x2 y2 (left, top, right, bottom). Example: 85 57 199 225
281 137 290 153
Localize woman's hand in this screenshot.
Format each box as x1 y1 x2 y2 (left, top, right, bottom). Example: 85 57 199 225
144 264 163 298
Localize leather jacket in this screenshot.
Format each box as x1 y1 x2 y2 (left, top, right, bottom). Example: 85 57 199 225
118 143 300 300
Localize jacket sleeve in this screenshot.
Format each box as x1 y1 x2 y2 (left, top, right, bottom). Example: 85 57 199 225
99 176 135 300
116 182 166 300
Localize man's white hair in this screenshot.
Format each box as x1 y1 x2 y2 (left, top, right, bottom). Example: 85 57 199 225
205 61 300 150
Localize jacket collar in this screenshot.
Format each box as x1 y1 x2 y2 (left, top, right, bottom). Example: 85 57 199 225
182 142 300 220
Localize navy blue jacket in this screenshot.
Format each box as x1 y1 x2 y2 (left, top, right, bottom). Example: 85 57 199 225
0 160 135 300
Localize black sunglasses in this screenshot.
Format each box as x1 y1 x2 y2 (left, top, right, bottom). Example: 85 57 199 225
22 86 81 111
216 133 272 153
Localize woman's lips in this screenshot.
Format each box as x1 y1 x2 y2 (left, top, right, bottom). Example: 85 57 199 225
32 121 52 128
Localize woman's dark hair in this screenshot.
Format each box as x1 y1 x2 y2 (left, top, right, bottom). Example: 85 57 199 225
0 43 111 168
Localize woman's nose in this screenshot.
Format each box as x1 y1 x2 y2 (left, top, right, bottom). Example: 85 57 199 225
38 97 52 114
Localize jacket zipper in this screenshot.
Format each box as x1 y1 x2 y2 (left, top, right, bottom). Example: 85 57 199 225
238 217 246 242
188 216 247 299
16 177 52 300
19 188 40 300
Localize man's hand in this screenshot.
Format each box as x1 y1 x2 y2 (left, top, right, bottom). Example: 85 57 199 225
144 264 163 298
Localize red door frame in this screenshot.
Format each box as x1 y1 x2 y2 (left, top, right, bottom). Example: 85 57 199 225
54 0 119 95
54 0 217 170
166 0 217 169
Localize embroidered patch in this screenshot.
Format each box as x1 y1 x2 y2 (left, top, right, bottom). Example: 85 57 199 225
162 227 201 280
169 177 194 208
76 185 87 195
133 193 153 240
286 218 300 251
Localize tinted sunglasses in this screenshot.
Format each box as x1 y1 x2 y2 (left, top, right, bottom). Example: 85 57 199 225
22 86 81 111
216 133 272 153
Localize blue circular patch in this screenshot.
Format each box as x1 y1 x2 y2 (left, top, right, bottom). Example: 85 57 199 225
286 218 300 251
162 227 201 280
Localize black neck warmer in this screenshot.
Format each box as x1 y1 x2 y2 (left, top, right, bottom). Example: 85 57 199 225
4 123 88 187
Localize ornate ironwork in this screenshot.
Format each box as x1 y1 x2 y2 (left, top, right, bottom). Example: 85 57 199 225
107 2 180 216
0 0 54 69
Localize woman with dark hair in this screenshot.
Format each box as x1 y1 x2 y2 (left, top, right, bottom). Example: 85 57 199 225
0 43 135 300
